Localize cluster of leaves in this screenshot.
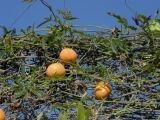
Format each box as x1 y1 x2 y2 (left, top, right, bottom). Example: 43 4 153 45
0 1 160 120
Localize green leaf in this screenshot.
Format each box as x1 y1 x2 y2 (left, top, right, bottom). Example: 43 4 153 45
107 12 128 28
36 112 44 120
0 69 6 74
110 38 129 54
77 102 90 120
110 39 117 53
149 20 160 31
58 111 67 120
136 14 150 23
37 16 52 28
14 89 27 99
0 26 9 35
154 9 159 19
3 35 13 55
30 88 45 97
77 102 86 120
36 111 48 120
58 9 79 20
128 25 137 30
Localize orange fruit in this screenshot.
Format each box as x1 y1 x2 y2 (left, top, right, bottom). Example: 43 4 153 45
59 48 77 64
95 81 111 100
0 109 5 120
46 63 66 77
96 80 105 87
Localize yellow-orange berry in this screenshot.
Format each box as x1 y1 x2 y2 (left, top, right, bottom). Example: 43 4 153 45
59 48 77 64
46 63 66 77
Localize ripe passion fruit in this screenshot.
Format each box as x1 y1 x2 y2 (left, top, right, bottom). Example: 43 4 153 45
95 81 111 100
46 63 66 77
0 109 5 120
59 48 77 64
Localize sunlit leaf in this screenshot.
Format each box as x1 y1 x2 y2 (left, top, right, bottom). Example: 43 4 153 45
77 102 86 120
58 111 67 120
3 35 13 55
77 102 90 120
149 20 160 31
36 112 44 120
0 69 6 74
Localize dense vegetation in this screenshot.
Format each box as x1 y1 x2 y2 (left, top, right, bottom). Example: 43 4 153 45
0 1 160 119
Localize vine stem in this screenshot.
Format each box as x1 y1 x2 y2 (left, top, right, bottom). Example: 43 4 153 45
73 24 111 30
